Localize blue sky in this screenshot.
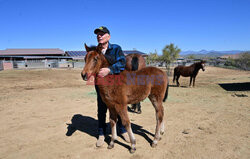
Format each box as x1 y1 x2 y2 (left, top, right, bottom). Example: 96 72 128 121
0 0 250 54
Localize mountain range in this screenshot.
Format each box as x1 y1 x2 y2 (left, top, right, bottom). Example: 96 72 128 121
180 50 246 58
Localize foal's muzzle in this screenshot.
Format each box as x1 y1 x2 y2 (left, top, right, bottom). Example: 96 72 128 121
81 72 88 81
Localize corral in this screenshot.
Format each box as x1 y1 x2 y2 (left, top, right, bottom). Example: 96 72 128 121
0 66 249 159
0 49 147 71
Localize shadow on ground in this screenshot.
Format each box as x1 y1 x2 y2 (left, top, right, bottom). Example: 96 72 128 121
218 82 250 91
66 114 154 151
169 84 188 88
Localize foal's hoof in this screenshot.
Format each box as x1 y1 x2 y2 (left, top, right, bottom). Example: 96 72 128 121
130 148 136 154
151 142 157 148
160 131 164 135
108 144 114 149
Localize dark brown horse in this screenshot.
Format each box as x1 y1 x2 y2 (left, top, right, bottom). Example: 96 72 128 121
125 54 146 114
81 44 169 153
173 61 205 87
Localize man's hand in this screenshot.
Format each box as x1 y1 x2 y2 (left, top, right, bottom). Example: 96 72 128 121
98 68 110 77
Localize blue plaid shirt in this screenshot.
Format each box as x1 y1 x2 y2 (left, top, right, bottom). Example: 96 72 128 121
104 43 126 74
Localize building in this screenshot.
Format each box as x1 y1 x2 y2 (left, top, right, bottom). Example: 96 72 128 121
0 48 147 70
0 48 72 70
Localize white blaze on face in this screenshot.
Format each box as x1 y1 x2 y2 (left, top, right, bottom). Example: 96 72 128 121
202 63 205 70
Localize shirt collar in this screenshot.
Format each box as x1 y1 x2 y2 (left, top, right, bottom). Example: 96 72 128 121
101 48 107 54
107 42 112 50
101 42 111 54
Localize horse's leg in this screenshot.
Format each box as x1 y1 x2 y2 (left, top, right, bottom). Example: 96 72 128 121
173 68 177 83
131 102 141 113
193 76 196 87
108 109 118 149
131 104 136 112
148 95 164 148
116 105 136 153
176 75 180 87
137 102 141 114
189 77 193 87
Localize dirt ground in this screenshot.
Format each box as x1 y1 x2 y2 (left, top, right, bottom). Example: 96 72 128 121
0 67 249 159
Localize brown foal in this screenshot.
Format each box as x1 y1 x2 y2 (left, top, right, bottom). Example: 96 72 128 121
81 44 169 153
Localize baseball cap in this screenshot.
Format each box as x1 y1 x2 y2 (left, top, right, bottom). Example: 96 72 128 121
94 26 110 35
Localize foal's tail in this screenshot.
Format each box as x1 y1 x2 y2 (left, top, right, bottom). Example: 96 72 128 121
163 80 169 102
131 56 139 71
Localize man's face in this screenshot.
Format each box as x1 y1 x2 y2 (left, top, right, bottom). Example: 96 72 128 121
97 32 110 44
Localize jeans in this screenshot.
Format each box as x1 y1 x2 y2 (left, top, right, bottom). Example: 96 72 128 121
95 85 127 135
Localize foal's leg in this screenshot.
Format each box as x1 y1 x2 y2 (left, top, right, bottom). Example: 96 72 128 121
117 105 136 153
108 109 118 149
148 95 164 147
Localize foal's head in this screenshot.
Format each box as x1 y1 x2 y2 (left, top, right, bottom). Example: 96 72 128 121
81 44 105 81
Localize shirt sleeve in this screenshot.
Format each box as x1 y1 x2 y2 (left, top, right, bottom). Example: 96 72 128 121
108 46 126 74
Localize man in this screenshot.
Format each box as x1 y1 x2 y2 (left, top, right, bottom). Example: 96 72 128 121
94 26 130 147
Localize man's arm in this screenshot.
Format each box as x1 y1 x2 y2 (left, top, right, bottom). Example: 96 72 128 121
108 46 126 74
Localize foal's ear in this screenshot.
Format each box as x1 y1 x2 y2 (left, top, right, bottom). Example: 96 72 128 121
84 43 90 52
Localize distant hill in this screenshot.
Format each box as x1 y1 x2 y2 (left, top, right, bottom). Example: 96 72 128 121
180 50 246 58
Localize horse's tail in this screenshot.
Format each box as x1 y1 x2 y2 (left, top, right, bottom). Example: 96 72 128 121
173 67 176 83
163 79 169 102
131 56 139 71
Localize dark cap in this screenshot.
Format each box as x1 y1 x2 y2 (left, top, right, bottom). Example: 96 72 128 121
94 26 110 35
